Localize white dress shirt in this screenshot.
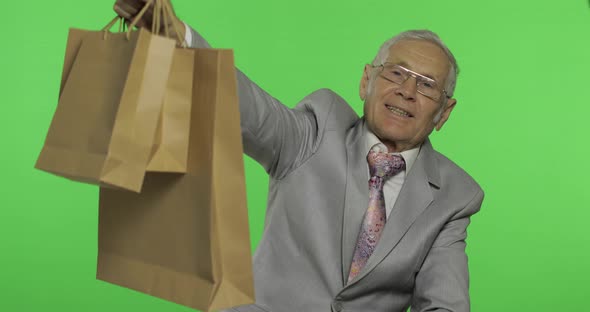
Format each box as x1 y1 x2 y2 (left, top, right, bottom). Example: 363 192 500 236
363 123 420 220
183 23 192 47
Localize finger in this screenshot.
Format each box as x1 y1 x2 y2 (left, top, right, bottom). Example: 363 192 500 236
114 5 135 19
114 5 133 19
135 20 148 29
114 0 142 18
133 1 154 25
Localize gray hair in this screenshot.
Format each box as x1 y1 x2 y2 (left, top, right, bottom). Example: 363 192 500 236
369 29 459 98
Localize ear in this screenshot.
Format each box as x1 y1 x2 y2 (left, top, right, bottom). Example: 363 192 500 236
435 97 457 131
359 64 372 100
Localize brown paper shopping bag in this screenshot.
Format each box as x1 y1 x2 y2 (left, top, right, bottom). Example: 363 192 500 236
145 0 193 173
97 49 254 312
146 47 194 173
35 8 176 192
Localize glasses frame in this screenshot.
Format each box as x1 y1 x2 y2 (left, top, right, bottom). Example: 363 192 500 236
372 63 451 102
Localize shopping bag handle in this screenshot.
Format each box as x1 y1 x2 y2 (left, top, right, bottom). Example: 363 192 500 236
149 0 187 47
102 16 129 40
101 0 186 47
125 0 154 38
102 16 121 32
160 0 187 47
101 0 152 39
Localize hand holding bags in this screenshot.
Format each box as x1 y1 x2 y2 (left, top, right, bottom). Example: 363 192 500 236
35 0 176 192
36 0 255 310
37 0 254 311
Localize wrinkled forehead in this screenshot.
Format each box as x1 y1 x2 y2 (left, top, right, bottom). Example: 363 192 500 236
385 39 451 83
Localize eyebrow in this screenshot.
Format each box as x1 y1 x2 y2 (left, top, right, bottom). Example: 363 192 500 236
391 61 437 81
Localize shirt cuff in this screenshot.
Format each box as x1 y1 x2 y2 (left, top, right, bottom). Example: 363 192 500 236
183 22 192 47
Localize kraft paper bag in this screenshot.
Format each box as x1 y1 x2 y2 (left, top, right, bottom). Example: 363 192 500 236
146 46 194 173
146 0 193 173
50 1 192 176
35 24 176 192
97 49 255 311
58 27 85 96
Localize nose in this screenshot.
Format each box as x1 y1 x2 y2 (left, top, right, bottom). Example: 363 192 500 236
394 77 417 101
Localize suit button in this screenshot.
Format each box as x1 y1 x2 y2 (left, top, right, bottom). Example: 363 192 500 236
333 301 343 312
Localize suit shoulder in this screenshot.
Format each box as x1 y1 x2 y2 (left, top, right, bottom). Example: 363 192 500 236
431 151 485 219
294 88 359 130
433 150 484 196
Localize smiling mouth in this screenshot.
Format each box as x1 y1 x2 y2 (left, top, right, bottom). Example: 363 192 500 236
385 104 413 118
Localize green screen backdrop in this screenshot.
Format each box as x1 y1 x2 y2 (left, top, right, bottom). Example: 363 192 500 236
2 0 589 311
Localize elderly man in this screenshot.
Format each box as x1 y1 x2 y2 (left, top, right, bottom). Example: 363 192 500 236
115 1 484 311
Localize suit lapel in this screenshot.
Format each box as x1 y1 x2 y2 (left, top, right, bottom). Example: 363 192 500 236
344 139 441 287
340 119 369 285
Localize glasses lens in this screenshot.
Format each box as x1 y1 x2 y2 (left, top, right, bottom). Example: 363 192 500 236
381 65 407 85
416 79 440 99
380 65 442 101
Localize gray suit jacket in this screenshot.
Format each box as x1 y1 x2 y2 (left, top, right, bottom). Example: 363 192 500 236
188 27 484 312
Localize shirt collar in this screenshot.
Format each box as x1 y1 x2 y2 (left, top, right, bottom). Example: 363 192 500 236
362 121 421 173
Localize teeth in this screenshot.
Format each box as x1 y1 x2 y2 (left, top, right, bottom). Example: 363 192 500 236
387 105 410 117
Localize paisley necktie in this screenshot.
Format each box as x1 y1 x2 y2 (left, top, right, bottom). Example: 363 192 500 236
348 150 405 283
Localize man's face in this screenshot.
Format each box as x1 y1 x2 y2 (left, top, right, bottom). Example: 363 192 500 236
360 39 457 152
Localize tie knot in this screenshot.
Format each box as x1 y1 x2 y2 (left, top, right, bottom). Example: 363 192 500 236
367 150 406 179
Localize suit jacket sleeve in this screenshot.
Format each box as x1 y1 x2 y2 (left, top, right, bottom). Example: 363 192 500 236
186 25 324 179
411 189 484 312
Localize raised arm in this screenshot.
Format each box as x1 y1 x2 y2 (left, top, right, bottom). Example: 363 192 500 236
185 25 328 178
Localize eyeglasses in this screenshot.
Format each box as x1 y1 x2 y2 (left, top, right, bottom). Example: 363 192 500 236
373 63 450 102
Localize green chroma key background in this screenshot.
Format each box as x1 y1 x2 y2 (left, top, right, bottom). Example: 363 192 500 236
2 0 589 311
